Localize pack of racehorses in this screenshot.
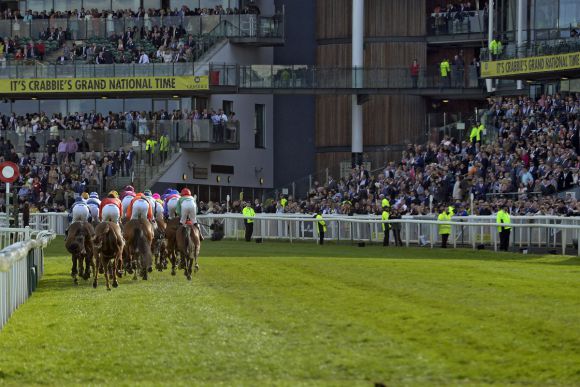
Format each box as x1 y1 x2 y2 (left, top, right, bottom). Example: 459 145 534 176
65 187 202 290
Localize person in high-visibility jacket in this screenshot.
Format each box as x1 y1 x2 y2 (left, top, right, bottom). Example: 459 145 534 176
382 206 390 247
242 201 255 242
438 206 452 248
280 197 288 209
380 195 390 209
315 211 326 245
440 58 451 88
469 124 483 145
496 204 511 251
145 136 157 166
159 133 169 163
489 37 503 60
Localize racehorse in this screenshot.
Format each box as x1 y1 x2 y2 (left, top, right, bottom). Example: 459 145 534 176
152 216 167 272
65 221 95 284
93 221 125 290
175 223 201 280
123 218 154 280
163 217 181 275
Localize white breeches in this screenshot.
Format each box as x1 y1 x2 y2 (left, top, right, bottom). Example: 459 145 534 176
102 204 121 223
180 199 197 224
167 197 179 219
122 196 134 217
88 204 99 220
72 205 90 222
131 199 150 220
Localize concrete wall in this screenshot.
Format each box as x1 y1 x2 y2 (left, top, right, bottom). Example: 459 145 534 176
158 41 274 189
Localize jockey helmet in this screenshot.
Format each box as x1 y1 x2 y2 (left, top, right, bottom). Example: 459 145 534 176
81 192 89 200
124 185 135 192
152 193 160 200
108 190 119 198
181 188 191 196
89 192 99 199
144 190 152 197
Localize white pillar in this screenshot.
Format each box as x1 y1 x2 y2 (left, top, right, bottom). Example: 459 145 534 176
351 0 364 163
516 0 524 90
486 0 495 92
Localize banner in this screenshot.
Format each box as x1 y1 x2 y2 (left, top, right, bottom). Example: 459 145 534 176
481 52 580 78
0 75 209 94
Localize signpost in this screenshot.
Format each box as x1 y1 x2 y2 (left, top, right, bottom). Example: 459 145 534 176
0 162 20 227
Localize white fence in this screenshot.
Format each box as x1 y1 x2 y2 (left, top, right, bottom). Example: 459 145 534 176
0 229 56 330
9 212 580 255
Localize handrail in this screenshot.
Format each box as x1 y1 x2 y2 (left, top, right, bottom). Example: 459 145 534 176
0 230 55 272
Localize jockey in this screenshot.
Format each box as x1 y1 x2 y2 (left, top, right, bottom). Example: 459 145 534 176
176 188 204 240
126 193 153 221
86 192 101 221
100 191 122 223
121 187 136 218
142 190 161 222
164 190 181 219
70 194 91 223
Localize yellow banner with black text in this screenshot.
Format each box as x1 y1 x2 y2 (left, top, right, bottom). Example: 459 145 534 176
481 52 580 78
0 75 209 94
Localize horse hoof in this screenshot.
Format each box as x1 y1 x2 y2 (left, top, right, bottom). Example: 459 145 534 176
92 282 97 288
99 268 104 274
107 287 112 291
112 281 119 288
171 271 176 276
73 278 78 285
148 267 153 273
187 275 192 281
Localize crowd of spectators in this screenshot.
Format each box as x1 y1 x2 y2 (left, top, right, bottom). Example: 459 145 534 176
212 92 580 218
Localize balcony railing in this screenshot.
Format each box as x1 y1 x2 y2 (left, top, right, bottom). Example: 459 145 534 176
212 64 484 90
2 118 240 155
0 13 284 42
481 37 580 61
428 11 487 36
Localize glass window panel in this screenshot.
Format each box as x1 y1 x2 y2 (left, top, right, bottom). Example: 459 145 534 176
112 0 139 11
200 0 228 9
12 100 39 116
67 99 95 115
180 97 192 114
82 0 111 12
171 0 199 11
27 0 53 12
39 99 67 116
535 0 558 29
96 98 123 116
560 0 580 28
143 0 162 10
123 98 151 113
53 0 82 12
0 101 11 116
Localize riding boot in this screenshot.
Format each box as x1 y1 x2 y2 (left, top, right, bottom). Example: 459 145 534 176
195 223 204 241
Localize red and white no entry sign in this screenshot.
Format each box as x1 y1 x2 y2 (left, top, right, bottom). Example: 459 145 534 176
0 162 19 183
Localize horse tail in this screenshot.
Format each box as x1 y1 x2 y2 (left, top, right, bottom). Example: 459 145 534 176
133 227 143 254
182 225 194 257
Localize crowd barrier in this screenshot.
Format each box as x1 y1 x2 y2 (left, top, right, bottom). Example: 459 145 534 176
0 228 55 330
17 212 580 256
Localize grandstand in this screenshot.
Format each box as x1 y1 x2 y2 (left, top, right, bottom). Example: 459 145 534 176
0 0 579 214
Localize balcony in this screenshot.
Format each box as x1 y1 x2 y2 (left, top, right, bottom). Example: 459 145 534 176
427 11 487 45
170 119 240 152
0 14 284 43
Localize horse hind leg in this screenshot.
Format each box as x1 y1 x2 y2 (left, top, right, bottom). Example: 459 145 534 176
105 260 111 291
71 255 79 284
92 255 99 289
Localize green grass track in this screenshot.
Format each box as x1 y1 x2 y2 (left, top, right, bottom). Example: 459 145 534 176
1 239 580 386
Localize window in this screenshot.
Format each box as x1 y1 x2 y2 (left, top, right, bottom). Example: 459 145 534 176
67 99 95 115
39 99 67 116
560 0 580 29
534 0 558 29
96 99 123 116
222 100 233 115
211 164 234 174
254 103 265 148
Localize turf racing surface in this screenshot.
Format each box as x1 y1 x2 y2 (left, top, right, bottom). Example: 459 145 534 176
0 238 579 386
